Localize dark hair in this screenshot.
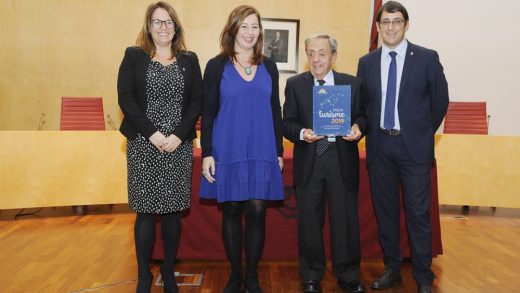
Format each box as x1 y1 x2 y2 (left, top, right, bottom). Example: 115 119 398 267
376 0 409 22
136 1 186 58
219 5 264 65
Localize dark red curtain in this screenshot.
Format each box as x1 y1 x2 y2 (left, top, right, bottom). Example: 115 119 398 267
370 0 383 51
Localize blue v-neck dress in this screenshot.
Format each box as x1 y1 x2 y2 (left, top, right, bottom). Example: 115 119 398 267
200 62 283 203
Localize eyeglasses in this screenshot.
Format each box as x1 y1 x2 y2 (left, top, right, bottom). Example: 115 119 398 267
150 19 175 29
379 18 406 28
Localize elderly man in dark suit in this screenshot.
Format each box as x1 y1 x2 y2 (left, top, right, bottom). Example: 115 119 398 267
283 34 367 293
356 2 449 293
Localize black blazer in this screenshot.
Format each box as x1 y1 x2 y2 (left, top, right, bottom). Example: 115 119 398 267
117 46 203 141
282 71 367 190
201 55 283 158
357 42 449 164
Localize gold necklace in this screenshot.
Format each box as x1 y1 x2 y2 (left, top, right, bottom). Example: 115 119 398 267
235 59 252 75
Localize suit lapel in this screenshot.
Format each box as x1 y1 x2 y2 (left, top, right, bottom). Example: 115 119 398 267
399 42 416 98
303 71 314 104
372 48 383 109
302 72 316 126
333 70 344 85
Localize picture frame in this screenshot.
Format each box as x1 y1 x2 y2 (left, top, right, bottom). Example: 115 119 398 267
261 18 300 73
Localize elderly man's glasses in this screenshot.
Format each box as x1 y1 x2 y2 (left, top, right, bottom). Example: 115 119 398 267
150 19 175 29
379 19 405 28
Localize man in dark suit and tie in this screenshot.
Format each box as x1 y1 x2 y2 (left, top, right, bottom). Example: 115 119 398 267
268 31 284 62
356 2 449 293
283 34 367 293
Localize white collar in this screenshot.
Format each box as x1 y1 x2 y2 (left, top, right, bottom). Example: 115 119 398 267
382 39 408 58
313 70 334 85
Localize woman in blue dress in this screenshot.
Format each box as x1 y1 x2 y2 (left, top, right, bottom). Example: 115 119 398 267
200 5 284 293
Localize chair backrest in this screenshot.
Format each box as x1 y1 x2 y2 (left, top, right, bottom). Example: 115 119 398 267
443 101 487 134
60 97 105 130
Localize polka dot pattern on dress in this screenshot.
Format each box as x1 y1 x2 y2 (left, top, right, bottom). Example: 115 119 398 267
126 60 193 214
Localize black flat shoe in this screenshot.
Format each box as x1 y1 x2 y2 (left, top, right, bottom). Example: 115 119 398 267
371 270 402 290
338 279 366 293
302 280 321 293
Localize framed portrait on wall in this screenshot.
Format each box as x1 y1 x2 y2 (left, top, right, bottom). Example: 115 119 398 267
261 18 300 73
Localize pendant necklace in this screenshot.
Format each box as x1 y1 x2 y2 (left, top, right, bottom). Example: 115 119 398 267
235 59 252 75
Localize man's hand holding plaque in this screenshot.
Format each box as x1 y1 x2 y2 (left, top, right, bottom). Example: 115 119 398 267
302 128 324 143
342 123 362 141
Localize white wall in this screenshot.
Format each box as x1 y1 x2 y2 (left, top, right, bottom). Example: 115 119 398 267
397 0 520 135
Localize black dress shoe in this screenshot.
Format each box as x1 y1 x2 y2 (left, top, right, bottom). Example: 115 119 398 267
371 270 402 290
418 284 433 293
338 279 366 293
302 280 321 293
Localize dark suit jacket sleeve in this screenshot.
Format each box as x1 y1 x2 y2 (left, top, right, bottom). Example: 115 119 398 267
201 57 222 158
282 77 305 145
117 47 157 139
356 58 370 135
264 57 284 156
428 51 449 131
351 76 368 136
172 52 203 141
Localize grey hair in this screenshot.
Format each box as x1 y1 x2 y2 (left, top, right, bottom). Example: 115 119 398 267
304 34 338 53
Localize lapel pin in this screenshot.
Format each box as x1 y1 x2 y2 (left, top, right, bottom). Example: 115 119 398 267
410 51 414 56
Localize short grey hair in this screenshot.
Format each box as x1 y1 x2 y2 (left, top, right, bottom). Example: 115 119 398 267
304 34 338 54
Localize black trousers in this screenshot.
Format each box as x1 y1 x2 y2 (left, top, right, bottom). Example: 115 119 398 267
296 145 361 283
368 133 434 286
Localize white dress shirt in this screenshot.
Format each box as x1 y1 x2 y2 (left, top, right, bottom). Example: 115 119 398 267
380 40 408 130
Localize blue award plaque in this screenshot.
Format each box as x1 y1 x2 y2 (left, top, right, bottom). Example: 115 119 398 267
312 85 351 136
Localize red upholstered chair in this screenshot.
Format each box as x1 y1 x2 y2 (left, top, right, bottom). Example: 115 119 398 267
443 101 491 213
60 97 105 131
443 101 488 135
60 97 105 215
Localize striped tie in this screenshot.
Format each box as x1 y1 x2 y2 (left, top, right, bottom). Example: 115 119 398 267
315 79 329 156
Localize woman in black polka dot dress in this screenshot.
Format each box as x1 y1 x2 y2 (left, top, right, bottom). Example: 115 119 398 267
117 2 202 293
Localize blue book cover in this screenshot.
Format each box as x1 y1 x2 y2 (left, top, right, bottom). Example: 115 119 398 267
312 85 351 136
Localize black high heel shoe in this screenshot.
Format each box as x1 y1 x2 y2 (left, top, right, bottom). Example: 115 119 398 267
160 268 179 293
223 272 243 293
244 274 263 293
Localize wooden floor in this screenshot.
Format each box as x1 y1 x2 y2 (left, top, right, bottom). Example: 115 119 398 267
0 205 518 293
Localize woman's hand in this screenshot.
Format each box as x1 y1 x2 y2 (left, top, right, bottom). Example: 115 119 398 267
202 156 216 183
149 131 167 152
278 156 284 171
161 134 182 153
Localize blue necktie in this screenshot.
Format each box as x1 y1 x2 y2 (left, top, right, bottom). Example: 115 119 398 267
315 79 329 156
384 51 397 130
